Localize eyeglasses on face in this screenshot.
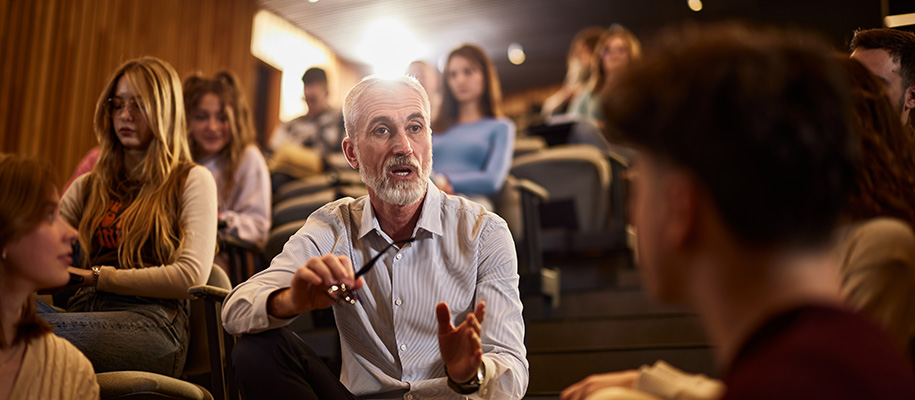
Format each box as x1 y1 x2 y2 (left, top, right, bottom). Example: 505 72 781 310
106 98 145 118
326 237 416 305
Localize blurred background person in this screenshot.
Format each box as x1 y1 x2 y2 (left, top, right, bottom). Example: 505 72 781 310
268 67 345 191
407 60 442 121
431 44 515 210
849 28 915 129
568 25 641 124
0 154 98 400
835 56 915 364
38 57 217 377
184 71 271 270
541 26 606 119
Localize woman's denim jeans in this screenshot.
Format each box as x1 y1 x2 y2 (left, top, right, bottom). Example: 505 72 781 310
37 287 189 377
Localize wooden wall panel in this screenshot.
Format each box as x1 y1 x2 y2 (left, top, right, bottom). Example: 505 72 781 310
1 0 259 188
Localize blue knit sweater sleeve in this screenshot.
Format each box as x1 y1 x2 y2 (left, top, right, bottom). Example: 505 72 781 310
434 118 515 195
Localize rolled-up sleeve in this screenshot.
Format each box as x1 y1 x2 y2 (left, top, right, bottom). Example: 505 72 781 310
222 213 333 335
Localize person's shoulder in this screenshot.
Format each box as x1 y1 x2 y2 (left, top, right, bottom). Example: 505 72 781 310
185 163 218 192
488 117 516 133
440 192 508 228
849 218 915 248
308 194 366 223
725 305 915 399
239 145 268 167
66 171 94 194
34 334 95 369
839 217 915 265
318 108 343 122
187 163 215 181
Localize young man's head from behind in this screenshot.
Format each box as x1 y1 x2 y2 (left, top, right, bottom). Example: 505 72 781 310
604 24 858 303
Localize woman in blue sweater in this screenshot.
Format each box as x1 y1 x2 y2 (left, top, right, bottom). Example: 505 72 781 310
431 44 515 207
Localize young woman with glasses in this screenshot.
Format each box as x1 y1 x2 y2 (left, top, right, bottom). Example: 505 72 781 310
38 57 218 377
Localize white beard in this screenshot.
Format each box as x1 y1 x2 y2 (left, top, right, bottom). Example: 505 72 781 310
356 149 432 206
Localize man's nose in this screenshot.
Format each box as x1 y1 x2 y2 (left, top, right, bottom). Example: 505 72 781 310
392 130 413 155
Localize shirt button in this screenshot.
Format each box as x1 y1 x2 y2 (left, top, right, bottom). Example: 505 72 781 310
395 299 403 306
400 344 407 351
406 395 413 400
395 253 403 260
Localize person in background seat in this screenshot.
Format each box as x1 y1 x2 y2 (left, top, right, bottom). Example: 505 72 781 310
431 44 515 210
184 71 271 269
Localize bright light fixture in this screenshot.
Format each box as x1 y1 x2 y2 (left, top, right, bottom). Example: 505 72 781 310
688 0 703 12
885 13 915 28
357 18 428 77
508 43 526 65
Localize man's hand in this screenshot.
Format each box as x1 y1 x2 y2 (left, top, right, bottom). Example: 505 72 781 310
436 301 485 383
268 254 361 319
560 370 639 400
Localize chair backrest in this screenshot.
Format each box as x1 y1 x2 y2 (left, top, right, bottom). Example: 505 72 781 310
274 174 334 203
272 189 336 228
184 267 232 376
265 220 307 262
511 144 611 233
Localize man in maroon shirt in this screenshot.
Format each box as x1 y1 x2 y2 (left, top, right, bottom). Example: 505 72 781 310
564 23 915 400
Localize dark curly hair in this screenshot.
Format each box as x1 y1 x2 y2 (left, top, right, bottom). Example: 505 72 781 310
844 57 915 228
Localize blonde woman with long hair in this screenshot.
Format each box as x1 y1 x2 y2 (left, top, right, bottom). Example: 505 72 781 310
38 57 217 377
183 72 270 258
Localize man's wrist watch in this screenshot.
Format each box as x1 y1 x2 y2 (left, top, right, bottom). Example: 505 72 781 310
446 363 485 394
91 266 101 286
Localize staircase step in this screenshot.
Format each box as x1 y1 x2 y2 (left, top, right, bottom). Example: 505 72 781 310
550 288 688 319
528 346 718 394
527 315 708 351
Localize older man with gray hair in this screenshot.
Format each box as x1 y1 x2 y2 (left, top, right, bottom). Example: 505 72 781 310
222 75 528 400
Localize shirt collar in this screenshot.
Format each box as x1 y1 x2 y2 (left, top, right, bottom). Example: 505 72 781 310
357 179 444 241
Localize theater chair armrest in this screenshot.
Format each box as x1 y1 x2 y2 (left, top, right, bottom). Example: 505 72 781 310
514 178 549 201
189 285 230 301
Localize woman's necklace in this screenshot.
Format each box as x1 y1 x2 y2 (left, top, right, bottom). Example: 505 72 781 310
0 342 24 369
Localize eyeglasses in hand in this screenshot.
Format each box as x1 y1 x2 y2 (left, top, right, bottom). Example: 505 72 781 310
326 237 416 305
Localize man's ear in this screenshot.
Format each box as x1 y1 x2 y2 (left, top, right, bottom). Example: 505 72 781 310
342 137 358 169
663 172 698 250
904 84 915 112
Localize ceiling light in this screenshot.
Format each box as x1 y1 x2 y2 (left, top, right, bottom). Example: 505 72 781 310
357 18 428 77
688 0 702 12
508 43 526 65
